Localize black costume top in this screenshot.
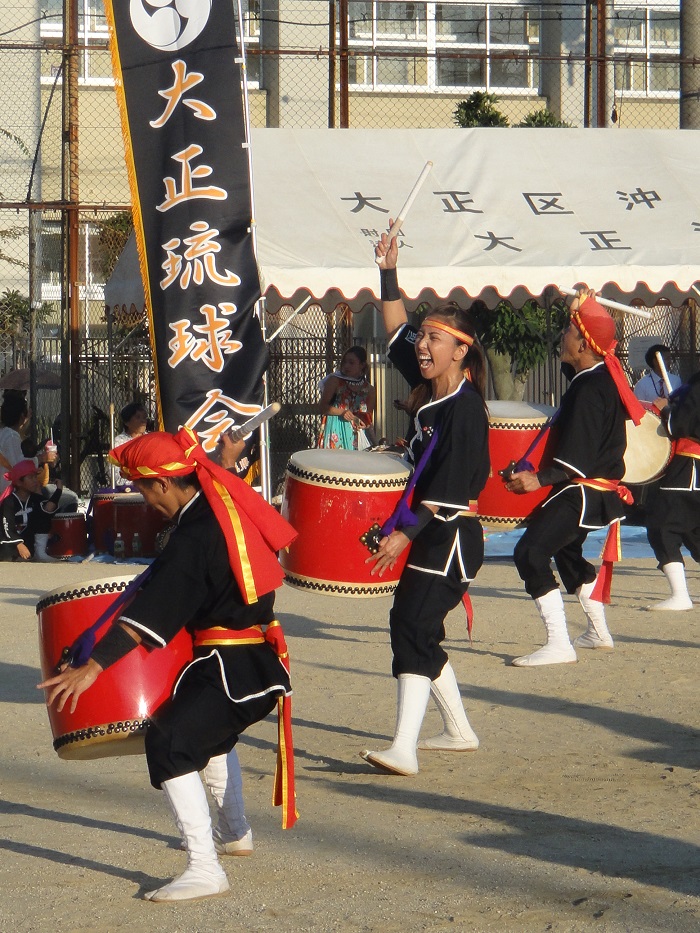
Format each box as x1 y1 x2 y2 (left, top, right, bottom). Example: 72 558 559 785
660 372 700 491
388 324 490 579
117 492 291 703
0 490 53 550
544 362 627 529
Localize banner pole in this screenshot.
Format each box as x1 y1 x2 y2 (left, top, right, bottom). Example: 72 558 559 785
236 0 273 501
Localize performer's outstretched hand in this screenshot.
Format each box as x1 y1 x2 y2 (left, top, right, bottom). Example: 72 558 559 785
38 658 103 714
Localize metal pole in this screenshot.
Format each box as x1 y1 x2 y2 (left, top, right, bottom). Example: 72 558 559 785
63 0 80 492
107 304 116 487
328 1 336 127
258 298 272 502
28 209 38 445
596 0 607 127
681 0 700 128
583 1 592 127
338 0 349 127
236 0 273 502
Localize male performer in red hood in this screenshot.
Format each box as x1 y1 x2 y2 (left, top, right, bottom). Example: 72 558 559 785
40 427 297 902
505 289 645 666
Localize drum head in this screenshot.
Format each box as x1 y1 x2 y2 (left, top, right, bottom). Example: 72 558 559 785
623 411 673 485
36 574 138 611
288 448 411 483
487 400 556 426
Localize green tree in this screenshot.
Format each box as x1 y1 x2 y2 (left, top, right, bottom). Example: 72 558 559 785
516 108 573 128
453 97 572 397
468 298 569 400
0 289 52 335
93 211 134 281
453 92 509 127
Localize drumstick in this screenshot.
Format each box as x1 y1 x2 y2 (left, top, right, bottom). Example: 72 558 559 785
559 288 652 319
654 351 674 397
375 161 433 263
228 402 281 441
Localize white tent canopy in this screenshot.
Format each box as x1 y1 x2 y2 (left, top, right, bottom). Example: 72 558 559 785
251 127 700 312
106 128 700 314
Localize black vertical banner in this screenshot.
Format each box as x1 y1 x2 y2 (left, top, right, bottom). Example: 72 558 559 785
104 0 265 454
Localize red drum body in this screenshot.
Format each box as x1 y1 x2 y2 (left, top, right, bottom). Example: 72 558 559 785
90 491 168 556
37 575 193 760
114 493 169 557
623 410 674 484
48 514 88 557
90 492 116 553
478 401 557 529
280 449 412 597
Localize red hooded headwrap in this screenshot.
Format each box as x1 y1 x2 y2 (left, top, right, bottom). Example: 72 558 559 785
108 427 297 604
571 297 646 426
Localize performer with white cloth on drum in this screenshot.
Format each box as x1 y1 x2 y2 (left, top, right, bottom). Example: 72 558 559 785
645 374 700 610
633 344 681 405
505 291 647 665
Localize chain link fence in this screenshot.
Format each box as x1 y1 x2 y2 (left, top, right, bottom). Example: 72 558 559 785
1 1 698 493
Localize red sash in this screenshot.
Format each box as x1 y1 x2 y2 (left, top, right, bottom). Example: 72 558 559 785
674 438 700 460
574 478 633 604
194 621 298 829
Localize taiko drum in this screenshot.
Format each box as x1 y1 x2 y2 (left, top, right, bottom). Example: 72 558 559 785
478 401 557 529
37 575 193 760
90 490 168 556
280 449 412 597
48 514 88 557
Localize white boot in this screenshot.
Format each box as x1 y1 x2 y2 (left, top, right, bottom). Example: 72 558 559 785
574 581 614 649
649 562 693 611
145 772 229 902
512 589 577 667
417 662 479 751
204 751 254 857
360 673 431 775
33 534 59 563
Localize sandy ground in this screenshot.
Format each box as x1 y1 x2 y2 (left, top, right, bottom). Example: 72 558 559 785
1 555 698 933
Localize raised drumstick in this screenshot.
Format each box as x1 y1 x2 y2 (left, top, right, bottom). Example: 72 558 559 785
654 351 674 397
229 402 282 441
559 287 651 319
375 161 433 262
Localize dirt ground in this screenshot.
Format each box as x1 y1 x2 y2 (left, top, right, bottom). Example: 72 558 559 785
1 555 698 933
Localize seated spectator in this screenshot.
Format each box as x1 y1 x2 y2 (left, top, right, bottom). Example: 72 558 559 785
114 402 149 487
0 460 62 562
634 344 681 404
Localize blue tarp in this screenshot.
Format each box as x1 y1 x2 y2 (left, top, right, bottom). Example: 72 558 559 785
483 523 658 560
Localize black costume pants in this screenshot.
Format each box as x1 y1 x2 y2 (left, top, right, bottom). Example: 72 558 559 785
514 492 597 599
389 566 468 680
145 655 278 789
646 489 700 568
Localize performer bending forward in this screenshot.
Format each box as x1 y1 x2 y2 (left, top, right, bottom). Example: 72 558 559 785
506 291 644 665
39 428 297 902
360 227 490 777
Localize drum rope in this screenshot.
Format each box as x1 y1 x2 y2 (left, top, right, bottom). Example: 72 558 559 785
57 566 153 671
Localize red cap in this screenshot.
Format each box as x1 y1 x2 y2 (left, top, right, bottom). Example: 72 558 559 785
5 459 38 485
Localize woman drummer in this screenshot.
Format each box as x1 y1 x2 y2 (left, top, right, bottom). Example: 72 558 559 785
360 226 490 776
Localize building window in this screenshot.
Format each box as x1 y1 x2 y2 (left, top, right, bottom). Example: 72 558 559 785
40 0 260 87
348 1 540 92
613 6 680 96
